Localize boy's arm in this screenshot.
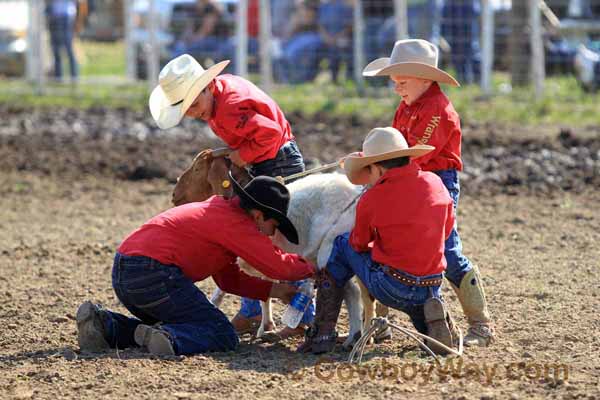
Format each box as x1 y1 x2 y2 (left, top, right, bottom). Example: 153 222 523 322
349 195 375 252
220 223 316 282
400 105 460 167
212 263 273 301
222 107 285 165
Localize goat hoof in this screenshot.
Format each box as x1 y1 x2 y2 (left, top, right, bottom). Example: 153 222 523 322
342 331 363 350
374 326 393 343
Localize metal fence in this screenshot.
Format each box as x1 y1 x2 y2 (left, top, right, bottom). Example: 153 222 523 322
3 0 600 98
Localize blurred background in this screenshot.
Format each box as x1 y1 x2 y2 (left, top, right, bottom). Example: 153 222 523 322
0 0 599 122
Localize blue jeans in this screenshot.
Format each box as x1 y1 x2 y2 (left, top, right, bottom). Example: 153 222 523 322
434 169 473 287
101 253 238 355
240 141 313 324
326 233 443 333
48 15 78 79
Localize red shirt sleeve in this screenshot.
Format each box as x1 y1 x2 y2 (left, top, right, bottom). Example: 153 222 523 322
220 222 316 282
212 262 273 301
220 104 286 164
349 194 375 252
407 103 456 167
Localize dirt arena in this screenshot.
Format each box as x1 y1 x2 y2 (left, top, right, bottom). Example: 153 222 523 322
1 107 599 399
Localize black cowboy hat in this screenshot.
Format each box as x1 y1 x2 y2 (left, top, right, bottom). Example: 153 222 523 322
228 172 299 245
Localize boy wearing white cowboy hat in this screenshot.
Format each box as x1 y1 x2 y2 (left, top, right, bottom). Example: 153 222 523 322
363 38 494 346
298 127 459 355
75 175 316 356
149 54 313 338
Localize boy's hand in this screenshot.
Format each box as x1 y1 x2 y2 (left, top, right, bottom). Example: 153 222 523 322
269 283 297 304
228 150 247 167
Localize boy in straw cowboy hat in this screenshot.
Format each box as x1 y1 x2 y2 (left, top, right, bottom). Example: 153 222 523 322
149 54 313 338
362 39 494 346
75 175 316 356
299 127 460 355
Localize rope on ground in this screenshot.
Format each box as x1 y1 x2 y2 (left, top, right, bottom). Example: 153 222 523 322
347 317 464 366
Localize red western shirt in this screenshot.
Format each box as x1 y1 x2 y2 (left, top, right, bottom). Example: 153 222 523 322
118 196 314 301
208 75 294 165
349 164 455 276
392 82 463 172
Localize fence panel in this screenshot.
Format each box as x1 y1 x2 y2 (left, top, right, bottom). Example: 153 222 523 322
3 0 600 100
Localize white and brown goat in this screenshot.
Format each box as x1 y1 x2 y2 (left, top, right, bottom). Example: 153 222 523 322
172 150 387 346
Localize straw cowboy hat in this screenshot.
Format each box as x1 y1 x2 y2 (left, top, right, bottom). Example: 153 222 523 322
229 172 300 245
362 39 459 86
344 127 434 185
149 54 230 129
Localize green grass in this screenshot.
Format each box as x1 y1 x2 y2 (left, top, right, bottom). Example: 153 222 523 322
2 39 600 127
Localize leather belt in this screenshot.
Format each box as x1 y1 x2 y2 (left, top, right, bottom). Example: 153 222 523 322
383 266 443 287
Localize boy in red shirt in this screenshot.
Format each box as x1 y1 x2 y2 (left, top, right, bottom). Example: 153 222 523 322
149 54 311 336
362 39 493 346
76 175 315 356
299 127 459 355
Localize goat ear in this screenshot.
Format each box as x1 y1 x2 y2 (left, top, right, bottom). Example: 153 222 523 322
199 149 214 161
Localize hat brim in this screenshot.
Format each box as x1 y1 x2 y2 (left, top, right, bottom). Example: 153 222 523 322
229 172 300 245
362 57 460 87
149 60 230 130
344 145 435 185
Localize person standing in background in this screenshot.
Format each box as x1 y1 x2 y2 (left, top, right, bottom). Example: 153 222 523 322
45 0 87 82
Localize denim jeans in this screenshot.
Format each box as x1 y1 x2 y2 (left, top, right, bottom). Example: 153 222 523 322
47 15 78 79
326 233 444 333
101 253 238 355
240 141 313 323
433 169 473 287
249 140 305 181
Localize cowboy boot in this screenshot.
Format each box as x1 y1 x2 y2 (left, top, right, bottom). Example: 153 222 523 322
424 297 459 355
450 265 494 347
297 269 344 354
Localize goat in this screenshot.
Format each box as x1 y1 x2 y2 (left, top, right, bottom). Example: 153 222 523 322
172 149 388 347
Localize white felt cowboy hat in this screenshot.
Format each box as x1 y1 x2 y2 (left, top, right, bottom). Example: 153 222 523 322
343 127 434 185
362 39 459 86
149 54 230 129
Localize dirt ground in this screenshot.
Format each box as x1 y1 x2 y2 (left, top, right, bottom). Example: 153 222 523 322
1 108 599 399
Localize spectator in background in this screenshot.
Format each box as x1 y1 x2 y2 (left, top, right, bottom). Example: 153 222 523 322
318 0 354 82
362 0 394 63
271 0 297 39
171 0 231 63
45 0 87 82
441 0 481 84
379 0 444 55
277 0 322 83
219 0 261 73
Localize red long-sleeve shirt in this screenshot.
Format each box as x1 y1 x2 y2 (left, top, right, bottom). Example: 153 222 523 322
117 196 314 301
208 75 294 164
349 164 455 276
392 82 463 172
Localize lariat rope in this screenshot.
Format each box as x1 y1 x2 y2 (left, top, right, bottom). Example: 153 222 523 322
348 317 464 366
208 147 345 186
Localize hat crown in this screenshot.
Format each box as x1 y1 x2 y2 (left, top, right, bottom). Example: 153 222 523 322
244 177 290 215
158 54 204 104
362 127 409 157
389 39 439 68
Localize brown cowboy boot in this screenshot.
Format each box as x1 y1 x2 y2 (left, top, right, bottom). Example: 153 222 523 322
297 270 344 354
450 265 494 347
424 297 459 355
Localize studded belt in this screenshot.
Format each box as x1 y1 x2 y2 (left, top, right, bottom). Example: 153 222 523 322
382 266 443 287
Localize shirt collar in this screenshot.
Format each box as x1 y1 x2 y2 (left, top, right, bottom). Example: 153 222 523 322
374 162 420 186
407 82 442 107
209 76 225 119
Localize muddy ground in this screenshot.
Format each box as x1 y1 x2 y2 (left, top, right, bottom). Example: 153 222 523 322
0 107 599 400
